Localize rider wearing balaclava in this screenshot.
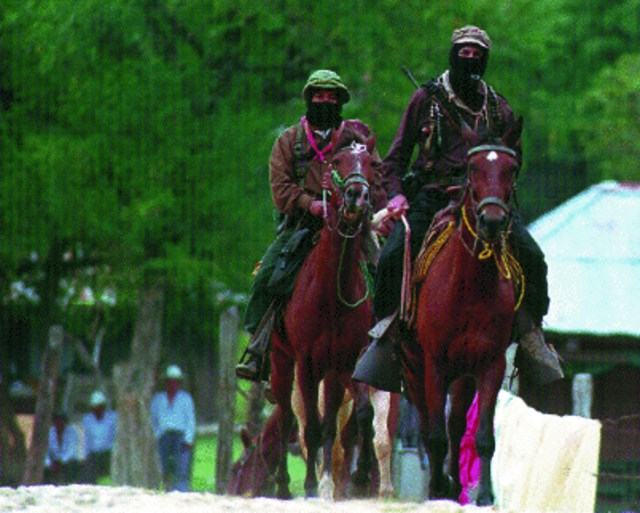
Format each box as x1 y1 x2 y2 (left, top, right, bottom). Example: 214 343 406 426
302 69 350 130
448 25 491 112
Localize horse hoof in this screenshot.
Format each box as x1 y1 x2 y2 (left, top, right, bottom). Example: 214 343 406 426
304 485 319 498
277 489 293 500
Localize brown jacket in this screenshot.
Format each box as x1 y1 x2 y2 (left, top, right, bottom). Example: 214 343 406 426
381 71 520 199
270 119 384 220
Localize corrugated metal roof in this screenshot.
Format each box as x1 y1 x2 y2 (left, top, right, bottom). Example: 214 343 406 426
528 181 640 336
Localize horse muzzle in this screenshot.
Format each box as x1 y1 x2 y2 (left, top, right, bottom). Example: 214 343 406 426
476 196 511 242
341 184 371 221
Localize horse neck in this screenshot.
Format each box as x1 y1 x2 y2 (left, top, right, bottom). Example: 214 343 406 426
317 223 365 281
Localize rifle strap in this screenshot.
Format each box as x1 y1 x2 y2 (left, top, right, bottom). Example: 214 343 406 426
421 79 503 132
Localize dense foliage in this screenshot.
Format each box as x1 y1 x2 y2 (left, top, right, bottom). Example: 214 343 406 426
2 0 640 370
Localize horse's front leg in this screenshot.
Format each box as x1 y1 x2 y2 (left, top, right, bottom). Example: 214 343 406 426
299 359 322 498
422 366 450 500
349 380 375 496
271 338 295 499
475 356 507 506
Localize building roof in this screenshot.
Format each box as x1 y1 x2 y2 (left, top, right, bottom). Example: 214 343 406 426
528 181 640 336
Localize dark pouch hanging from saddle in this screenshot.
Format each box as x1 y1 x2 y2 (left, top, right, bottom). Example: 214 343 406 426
267 227 315 297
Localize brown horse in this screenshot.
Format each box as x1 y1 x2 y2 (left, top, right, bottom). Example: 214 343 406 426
231 131 380 499
403 118 524 506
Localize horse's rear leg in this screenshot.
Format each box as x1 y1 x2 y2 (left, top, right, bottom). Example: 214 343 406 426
448 377 476 501
474 358 507 506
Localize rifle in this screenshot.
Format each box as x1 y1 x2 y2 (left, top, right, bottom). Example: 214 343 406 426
401 65 420 90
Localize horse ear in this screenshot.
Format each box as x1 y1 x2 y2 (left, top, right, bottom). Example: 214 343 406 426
240 428 253 449
365 132 376 155
503 116 524 151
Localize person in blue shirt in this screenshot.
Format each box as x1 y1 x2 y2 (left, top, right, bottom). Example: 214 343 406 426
81 390 118 484
44 410 81 484
150 365 196 492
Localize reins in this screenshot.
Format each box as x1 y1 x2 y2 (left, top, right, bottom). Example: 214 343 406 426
323 142 373 308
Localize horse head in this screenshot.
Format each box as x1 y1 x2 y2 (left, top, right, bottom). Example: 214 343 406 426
227 428 275 497
462 117 523 244
326 130 378 231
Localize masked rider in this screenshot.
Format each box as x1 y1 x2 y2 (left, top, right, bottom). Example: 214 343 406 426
237 70 385 382
353 26 563 391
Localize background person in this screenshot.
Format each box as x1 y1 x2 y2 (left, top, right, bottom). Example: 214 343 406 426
44 410 81 484
150 365 196 492
81 390 118 484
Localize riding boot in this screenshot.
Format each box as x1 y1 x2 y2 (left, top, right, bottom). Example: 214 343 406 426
352 312 403 393
236 303 276 382
514 308 564 386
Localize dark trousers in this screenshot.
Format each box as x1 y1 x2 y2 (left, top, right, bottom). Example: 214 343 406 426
81 450 111 484
44 460 81 485
244 215 323 334
158 430 192 492
373 189 549 324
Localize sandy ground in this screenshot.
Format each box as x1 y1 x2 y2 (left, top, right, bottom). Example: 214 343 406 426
0 485 505 513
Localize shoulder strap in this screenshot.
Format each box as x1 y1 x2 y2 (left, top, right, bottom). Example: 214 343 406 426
293 123 310 184
486 85 502 131
421 79 462 130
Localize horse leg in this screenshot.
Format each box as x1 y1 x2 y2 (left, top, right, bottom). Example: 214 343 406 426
371 388 396 498
348 381 375 496
448 377 476 502
271 339 295 499
298 359 322 498
474 357 507 506
422 368 450 499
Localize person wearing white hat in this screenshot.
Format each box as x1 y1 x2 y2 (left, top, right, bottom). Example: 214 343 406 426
81 390 118 483
150 364 196 492
44 410 82 484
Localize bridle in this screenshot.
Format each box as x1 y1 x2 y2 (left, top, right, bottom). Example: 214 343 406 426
462 144 519 260
323 142 373 239
322 141 373 307
466 144 518 218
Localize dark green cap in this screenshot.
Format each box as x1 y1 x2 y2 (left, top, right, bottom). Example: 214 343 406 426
302 69 350 104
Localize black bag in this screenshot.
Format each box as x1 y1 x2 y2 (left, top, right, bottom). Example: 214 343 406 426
267 228 316 297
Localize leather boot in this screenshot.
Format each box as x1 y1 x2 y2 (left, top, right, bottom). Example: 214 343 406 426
352 312 403 393
514 308 564 386
236 304 276 382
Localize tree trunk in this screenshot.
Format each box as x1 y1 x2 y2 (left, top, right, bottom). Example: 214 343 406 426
0 364 27 486
215 306 238 494
111 271 165 489
22 325 64 485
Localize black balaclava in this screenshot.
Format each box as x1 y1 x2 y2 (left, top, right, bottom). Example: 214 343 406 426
305 90 343 131
448 43 489 112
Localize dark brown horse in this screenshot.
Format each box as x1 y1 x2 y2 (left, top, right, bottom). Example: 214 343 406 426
230 131 380 499
403 118 524 506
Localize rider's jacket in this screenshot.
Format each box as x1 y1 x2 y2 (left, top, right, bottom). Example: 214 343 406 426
270 118 386 224
381 71 521 201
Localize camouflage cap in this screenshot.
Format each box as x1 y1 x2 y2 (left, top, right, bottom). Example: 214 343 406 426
451 25 491 50
302 69 351 104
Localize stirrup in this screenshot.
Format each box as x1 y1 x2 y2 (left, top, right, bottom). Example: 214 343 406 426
235 358 262 382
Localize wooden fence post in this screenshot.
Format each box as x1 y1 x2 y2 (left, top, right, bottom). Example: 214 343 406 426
215 305 238 493
22 325 64 485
